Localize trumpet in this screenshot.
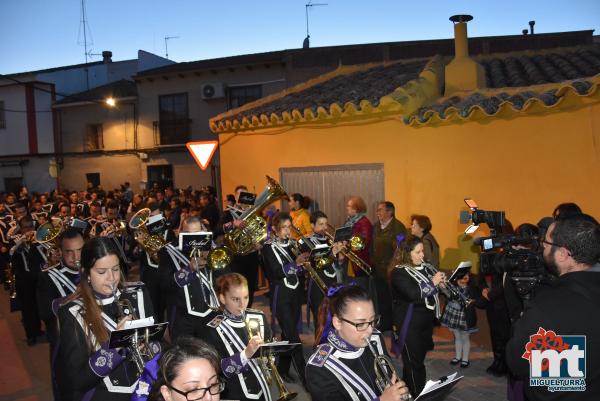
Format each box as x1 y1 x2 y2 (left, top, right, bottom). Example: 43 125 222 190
245 316 297 401
366 340 401 394
99 220 127 237
324 223 372 275
287 225 331 295
112 284 157 375
422 262 474 308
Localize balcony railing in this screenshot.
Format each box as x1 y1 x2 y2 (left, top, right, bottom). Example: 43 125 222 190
152 119 191 146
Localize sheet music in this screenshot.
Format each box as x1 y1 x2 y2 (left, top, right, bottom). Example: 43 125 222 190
123 317 155 330
415 372 463 401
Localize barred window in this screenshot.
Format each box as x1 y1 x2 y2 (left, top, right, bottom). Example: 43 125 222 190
227 85 262 110
85 123 104 151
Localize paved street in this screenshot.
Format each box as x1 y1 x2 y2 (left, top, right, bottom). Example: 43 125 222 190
0 283 508 401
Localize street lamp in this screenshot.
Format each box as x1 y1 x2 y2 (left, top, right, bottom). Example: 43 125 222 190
105 97 116 107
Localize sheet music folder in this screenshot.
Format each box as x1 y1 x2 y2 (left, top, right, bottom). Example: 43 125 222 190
448 261 472 283
251 341 301 358
108 321 168 349
414 372 463 401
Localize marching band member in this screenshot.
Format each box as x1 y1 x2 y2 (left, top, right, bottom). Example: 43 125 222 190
159 216 224 341
390 235 444 396
11 215 44 345
145 337 223 401
55 237 156 401
205 272 273 401
307 284 411 401
289 193 312 239
219 185 260 307
262 211 308 385
101 201 130 275
306 211 342 326
36 228 83 358
138 203 175 323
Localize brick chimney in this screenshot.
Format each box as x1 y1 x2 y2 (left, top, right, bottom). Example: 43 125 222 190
444 15 486 95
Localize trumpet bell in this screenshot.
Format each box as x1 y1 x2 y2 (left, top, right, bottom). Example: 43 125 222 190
349 235 366 252
129 208 151 229
207 246 233 270
35 221 62 244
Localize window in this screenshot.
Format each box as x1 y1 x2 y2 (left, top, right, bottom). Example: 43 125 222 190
4 177 23 195
227 85 262 110
0 101 5 129
159 93 189 145
86 173 100 189
147 165 173 190
85 124 104 151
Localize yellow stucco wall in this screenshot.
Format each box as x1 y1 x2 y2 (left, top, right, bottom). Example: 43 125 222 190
218 103 600 271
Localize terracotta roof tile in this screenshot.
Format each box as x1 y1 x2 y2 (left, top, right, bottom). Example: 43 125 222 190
230 59 428 122
479 44 600 88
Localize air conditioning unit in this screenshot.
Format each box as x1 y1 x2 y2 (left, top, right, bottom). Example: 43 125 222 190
201 82 225 100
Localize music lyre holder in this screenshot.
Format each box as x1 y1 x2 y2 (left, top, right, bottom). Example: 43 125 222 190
251 342 302 359
109 322 167 350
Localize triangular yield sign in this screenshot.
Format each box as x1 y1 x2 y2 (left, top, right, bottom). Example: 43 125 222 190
186 141 218 170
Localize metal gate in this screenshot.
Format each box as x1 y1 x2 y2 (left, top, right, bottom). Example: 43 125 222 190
280 163 385 227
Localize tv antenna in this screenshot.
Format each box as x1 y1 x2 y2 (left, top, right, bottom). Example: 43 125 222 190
164 36 180 59
304 1 327 48
77 0 94 89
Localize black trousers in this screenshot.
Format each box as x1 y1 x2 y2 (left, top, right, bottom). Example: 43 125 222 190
15 272 42 340
140 265 166 322
394 306 435 397
231 252 259 307
374 274 393 331
273 285 306 383
486 301 511 364
171 309 211 342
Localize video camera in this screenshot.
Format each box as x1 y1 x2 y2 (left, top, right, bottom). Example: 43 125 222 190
461 198 550 300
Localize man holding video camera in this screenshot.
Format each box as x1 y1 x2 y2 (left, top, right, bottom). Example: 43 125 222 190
506 214 600 401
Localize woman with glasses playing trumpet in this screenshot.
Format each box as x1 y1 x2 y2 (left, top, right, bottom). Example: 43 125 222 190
55 237 158 401
390 235 445 397
307 284 411 401
204 272 276 401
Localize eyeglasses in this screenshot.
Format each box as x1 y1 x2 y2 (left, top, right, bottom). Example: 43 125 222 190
168 381 225 401
539 238 567 249
339 315 381 331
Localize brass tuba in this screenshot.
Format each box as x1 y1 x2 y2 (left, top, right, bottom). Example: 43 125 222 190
245 316 297 401
224 176 287 255
35 221 63 263
129 208 167 262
